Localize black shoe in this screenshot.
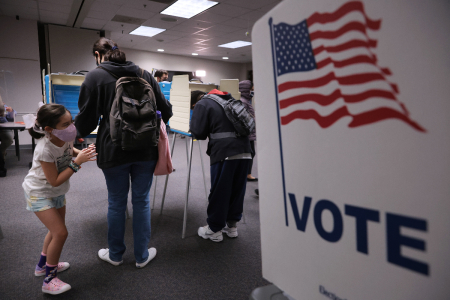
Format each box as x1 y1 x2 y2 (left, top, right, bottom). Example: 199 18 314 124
255 189 259 196
247 177 258 182
0 169 6 177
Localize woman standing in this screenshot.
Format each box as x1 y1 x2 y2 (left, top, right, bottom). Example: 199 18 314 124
75 38 172 268
239 80 257 181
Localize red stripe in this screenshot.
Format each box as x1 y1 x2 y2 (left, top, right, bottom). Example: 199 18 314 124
313 39 377 55
281 106 350 127
280 106 426 132
278 72 386 93
307 1 381 30
309 21 368 41
316 55 375 69
279 89 397 109
349 107 426 132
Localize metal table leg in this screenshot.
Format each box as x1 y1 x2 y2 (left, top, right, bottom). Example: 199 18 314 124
182 136 194 239
160 132 177 215
14 129 20 161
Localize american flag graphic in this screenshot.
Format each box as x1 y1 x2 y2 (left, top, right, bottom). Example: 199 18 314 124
270 1 425 132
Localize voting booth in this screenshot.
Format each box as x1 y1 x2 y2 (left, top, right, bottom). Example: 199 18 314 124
44 74 85 118
252 0 450 299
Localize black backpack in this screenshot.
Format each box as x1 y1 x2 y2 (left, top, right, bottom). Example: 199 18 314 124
204 93 255 138
99 67 159 151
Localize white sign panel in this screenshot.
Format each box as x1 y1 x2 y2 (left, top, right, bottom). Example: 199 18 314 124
252 0 450 299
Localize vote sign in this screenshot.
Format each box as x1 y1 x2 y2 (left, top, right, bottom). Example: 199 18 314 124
252 1 450 299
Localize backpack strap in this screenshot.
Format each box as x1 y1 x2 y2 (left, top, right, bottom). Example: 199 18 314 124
97 66 119 79
209 132 237 139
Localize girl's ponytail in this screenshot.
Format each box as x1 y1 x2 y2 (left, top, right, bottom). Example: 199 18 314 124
28 104 67 139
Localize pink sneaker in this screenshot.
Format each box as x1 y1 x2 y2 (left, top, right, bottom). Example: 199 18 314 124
42 277 71 295
35 262 70 276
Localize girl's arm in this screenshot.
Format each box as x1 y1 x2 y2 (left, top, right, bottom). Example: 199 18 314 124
41 147 97 187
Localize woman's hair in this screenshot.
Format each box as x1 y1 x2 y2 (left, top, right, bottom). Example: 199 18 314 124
28 104 68 139
93 37 126 64
190 90 206 109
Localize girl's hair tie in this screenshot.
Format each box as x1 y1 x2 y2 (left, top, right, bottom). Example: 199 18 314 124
111 46 118 50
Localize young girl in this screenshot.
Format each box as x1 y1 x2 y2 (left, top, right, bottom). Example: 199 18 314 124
23 104 97 295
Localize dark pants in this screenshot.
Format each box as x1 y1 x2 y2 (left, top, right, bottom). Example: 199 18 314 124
248 141 255 174
0 149 4 171
207 159 250 232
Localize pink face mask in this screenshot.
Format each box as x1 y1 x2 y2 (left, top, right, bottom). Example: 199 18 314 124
51 123 77 142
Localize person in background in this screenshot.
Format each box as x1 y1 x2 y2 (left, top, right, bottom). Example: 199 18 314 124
23 104 97 295
239 80 257 182
75 38 172 268
0 95 16 163
190 89 252 242
154 69 168 83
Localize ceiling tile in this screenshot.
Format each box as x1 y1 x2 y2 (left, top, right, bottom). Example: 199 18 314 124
115 6 156 20
82 17 108 27
236 10 267 22
39 0 73 5
192 12 230 24
158 29 187 37
206 23 242 33
90 1 121 13
206 3 252 17
223 0 279 10
220 17 254 29
0 4 37 16
102 20 139 32
38 2 72 14
123 0 169 13
141 14 184 29
86 9 116 21
39 10 69 20
1 0 37 9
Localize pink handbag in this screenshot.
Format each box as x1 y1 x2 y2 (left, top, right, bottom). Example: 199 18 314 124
154 122 173 175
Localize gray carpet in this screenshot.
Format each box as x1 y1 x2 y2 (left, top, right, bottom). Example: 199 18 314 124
0 134 268 300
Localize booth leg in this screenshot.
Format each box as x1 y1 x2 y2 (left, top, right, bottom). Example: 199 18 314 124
160 132 177 215
182 137 194 239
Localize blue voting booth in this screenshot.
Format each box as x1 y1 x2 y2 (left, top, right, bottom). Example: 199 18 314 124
44 74 84 118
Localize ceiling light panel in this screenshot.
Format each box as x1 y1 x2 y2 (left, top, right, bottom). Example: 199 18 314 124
130 26 166 37
218 41 252 49
161 0 219 19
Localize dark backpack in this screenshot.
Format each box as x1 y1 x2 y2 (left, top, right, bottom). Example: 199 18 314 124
99 67 159 151
204 93 255 138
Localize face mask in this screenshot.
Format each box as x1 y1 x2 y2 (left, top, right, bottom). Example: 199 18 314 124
250 91 255 97
51 123 77 142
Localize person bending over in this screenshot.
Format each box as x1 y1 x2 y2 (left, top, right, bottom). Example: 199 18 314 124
190 89 252 242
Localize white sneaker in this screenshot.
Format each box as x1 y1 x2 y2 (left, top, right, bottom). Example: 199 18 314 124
98 249 123 266
198 225 223 242
222 225 238 238
136 248 157 268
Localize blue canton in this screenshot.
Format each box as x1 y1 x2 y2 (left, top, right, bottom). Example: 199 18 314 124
273 20 317 76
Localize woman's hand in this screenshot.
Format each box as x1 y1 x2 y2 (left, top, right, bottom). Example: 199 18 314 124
74 147 97 165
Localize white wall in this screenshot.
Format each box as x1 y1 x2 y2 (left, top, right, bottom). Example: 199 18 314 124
0 15 41 145
123 48 244 85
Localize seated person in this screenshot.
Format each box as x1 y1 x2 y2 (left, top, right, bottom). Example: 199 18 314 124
0 96 16 161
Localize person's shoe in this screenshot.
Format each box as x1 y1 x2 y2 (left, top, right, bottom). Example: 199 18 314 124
247 177 258 181
222 225 238 238
42 277 71 295
198 225 223 242
98 248 123 266
35 262 70 276
255 189 259 196
136 248 157 268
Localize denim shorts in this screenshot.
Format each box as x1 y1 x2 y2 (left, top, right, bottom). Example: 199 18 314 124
25 192 66 212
